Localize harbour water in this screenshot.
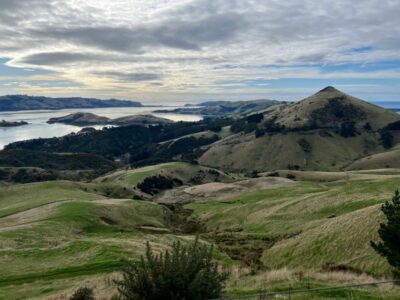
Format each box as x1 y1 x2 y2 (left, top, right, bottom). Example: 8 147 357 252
0 106 202 149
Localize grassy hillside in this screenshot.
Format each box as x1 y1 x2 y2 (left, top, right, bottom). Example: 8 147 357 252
0 179 185 299
200 87 400 172
200 131 386 172
187 171 400 277
1 163 400 298
347 148 400 170
94 162 234 199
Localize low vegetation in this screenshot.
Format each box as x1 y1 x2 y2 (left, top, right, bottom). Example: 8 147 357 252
115 238 227 300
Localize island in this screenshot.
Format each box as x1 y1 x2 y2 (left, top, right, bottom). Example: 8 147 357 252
0 120 28 127
47 112 173 127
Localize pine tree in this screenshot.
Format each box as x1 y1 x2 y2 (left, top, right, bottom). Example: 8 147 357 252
371 190 400 272
115 238 227 300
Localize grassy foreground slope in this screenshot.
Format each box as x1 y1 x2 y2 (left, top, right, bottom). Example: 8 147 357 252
187 171 400 276
1 164 400 299
0 179 185 299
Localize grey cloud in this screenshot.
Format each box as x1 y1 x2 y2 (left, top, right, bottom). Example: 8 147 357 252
14 51 225 67
98 71 161 82
29 13 248 53
0 0 60 25
18 52 99 65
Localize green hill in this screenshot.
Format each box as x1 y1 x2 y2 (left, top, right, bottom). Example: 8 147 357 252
199 87 400 172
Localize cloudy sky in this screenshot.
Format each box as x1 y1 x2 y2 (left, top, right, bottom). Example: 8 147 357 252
0 0 399 104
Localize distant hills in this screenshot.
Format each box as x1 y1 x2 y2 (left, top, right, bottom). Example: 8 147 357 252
0 95 143 111
154 99 281 117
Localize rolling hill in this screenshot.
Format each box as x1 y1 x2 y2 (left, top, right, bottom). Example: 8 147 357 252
0 95 142 111
1 163 400 298
154 99 282 117
199 87 400 172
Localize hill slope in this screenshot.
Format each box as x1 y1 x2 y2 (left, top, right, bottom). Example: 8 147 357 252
199 87 400 172
0 95 142 111
154 99 281 117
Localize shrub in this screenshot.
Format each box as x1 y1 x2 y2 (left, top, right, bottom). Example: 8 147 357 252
297 138 312 153
69 287 95 300
115 238 227 300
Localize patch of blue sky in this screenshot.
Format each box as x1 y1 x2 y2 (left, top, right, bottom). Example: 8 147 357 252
0 58 53 77
343 46 375 54
215 57 400 74
320 60 400 73
216 78 399 89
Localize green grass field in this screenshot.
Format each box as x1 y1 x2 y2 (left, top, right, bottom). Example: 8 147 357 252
187 176 400 277
1 164 400 299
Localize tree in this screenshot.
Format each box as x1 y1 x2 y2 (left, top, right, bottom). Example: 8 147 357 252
115 238 227 300
246 113 264 124
340 121 357 137
380 129 394 149
371 190 400 273
69 287 95 300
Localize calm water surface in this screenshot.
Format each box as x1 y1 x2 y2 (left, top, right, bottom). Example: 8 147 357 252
0 107 202 149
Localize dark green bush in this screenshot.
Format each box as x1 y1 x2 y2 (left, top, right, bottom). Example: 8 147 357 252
297 138 312 153
115 238 227 300
69 287 95 300
137 175 183 195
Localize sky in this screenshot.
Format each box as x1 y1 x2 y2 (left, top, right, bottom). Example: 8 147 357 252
0 0 399 104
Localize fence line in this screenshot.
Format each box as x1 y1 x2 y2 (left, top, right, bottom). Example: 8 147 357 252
210 279 400 300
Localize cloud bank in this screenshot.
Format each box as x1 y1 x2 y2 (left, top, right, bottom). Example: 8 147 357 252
0 0 399 102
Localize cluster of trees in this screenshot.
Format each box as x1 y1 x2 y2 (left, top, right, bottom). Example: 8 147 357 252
310 97 366 125
0 149 116 171
339 121 357 137
129 135 219 167
230 113 264 134
5 118 229 166
137 175 183 195
70 238 227 300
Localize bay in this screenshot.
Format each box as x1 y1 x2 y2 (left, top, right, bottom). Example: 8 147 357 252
0 106 202 149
